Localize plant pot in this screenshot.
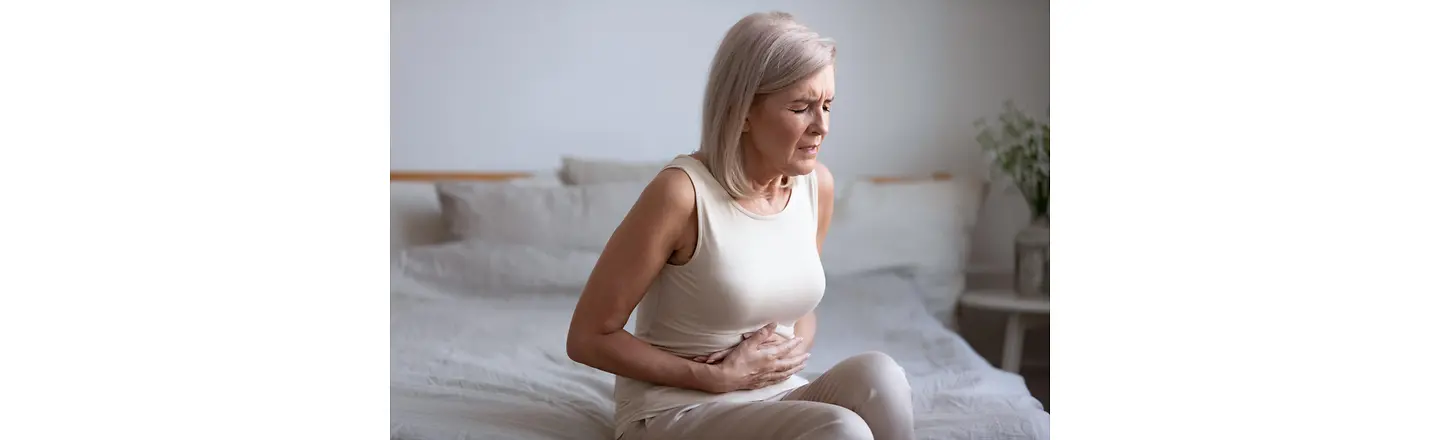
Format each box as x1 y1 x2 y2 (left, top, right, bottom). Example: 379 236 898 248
1014 216 1049 297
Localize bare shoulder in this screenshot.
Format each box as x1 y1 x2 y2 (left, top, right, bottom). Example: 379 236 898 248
638 167 696 218
614 167 696 242
814 162 835 246
585 167 696 285
813 162 834 208
814 162 834 194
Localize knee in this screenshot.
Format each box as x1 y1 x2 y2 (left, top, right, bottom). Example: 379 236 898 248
807 406 874 440
837 351 910 391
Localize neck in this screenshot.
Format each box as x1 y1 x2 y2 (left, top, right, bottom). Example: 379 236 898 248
740 146 785 197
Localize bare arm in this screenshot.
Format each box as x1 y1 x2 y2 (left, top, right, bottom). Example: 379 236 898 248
565 169 729 392
792 312 817 354
791 163 835 354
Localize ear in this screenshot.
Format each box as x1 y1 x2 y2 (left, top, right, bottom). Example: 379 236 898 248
742 97 762 132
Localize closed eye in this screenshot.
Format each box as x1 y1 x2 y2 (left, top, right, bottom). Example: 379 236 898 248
791 100 832 113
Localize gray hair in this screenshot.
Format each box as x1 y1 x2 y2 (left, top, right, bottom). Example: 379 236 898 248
698 12 836 199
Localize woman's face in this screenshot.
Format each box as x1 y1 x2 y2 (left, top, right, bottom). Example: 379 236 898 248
742 65 834 178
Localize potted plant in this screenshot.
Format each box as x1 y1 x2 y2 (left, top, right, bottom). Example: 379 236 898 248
975 101 1049 297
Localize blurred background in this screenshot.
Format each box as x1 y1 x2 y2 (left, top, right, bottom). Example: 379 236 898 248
392 0 1048 276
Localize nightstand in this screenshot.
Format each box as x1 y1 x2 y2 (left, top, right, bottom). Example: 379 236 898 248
957 289 1049 373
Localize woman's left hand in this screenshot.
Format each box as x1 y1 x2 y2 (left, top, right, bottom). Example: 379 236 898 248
692 328 797 364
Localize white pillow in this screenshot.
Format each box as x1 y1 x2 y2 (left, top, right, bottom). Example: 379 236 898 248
821 177 987 277
435 181 647 250
560 156 669 185
391 182 448 250
393 240 600 296
390 174 563 251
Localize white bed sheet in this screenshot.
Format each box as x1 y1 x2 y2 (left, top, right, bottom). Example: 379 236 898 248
391 271 1050 440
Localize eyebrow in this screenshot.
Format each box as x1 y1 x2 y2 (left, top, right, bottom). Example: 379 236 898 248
790 95 835 103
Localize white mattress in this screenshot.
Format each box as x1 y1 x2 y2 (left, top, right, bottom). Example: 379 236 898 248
391 271 1050 440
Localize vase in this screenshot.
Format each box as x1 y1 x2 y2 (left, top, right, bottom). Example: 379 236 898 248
1014 216 1049 298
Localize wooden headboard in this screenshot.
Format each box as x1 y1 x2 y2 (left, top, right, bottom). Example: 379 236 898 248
390 170 952 183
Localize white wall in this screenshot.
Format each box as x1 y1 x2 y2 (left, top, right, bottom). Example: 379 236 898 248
392 0 1048 272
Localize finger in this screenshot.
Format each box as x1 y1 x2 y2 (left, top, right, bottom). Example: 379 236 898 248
760 333 788 346
704 348 733 363
764 337 804 356
755 362 807 386
740 329 776 350
771 358 809 379
750 322 776 340
769 352 810 372
741 332 755 340
756 338 802 360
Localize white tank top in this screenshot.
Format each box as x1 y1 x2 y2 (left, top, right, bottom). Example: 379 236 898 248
611 155 828 436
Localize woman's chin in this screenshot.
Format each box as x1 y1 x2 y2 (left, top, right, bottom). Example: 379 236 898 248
786 158 818 176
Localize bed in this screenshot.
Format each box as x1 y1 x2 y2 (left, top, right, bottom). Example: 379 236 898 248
390 159 1050 439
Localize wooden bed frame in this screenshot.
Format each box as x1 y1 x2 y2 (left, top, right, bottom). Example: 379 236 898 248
390 170 952 183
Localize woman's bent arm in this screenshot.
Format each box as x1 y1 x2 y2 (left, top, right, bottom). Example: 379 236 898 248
566 169 728 393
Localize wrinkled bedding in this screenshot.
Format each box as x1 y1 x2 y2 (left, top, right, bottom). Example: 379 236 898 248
391 272 1050 440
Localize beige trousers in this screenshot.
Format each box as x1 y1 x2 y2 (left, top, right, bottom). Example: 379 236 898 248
620 351 915 440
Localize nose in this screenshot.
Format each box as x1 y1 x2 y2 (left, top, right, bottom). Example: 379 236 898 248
809 111 829 137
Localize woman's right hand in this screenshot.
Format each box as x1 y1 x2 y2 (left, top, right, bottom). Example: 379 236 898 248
711 323 809 392
691 329 788 364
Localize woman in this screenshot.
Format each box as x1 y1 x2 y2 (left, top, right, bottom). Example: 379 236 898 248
567 11 915 440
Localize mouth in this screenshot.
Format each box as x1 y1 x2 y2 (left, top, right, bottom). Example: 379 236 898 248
798 145 819 156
